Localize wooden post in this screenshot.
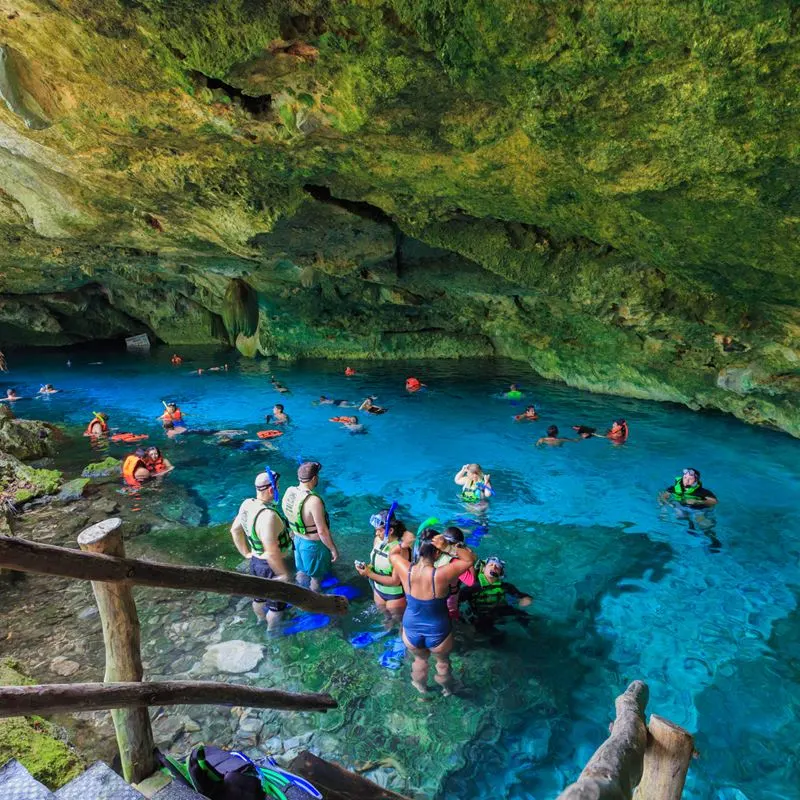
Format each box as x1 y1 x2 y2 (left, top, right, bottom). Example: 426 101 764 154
78 518 155 784
635 714 694 800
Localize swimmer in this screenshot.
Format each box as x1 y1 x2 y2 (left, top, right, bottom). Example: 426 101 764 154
208 363 229 372
333 415 365 433
84 412 110 437
281 461 339 591
389 530 477 696
345 367 356 376
659 468 718 508
355 511 410 623
162 419 188 438
158 401 184 425
405 376 425 393
514 405 538 422
317 396 353 407
605 418 629 444
571 425 597 439
358 396 387 415
266 403 290 425
38 384 60 395
536 425 577 446
230 469 293 630
454 463 493 504
170 354 183 365
1 389 20 402
506 383 523 399
270 375 290 394
459 557 533 636
191 368 205 376
144 446 174 476
122 448 152 484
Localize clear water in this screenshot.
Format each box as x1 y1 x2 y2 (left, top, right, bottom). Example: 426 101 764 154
4 345 800 799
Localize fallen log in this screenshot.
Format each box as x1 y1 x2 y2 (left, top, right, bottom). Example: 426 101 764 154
558 680 649 800
0 681 337 717
634 714 694 800
0 532 347 615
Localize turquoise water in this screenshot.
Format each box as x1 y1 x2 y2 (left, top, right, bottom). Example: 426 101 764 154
4 345 800 799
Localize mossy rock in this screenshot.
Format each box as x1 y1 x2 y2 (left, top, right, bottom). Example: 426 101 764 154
0 660 85 789
82 457 122 478
0 455 62 506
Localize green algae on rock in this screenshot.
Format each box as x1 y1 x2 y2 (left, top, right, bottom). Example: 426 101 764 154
81 456 121 479
0 0 798 434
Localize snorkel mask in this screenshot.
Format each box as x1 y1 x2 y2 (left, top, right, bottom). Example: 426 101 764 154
486 556 506 578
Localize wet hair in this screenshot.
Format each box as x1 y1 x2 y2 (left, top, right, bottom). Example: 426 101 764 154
526 405 535 412
350 416 359 423
418 527 438 543
274 403 284 412
417 541 439 562
386 518 405 539
134 447 146 458
614 418 626 426
547 425 559 437
443 526 464 543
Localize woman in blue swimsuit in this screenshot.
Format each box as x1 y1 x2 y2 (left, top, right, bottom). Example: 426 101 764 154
390 531 477 697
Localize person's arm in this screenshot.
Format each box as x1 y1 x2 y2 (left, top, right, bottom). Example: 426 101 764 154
387 532 415 584
363 548 408 586
685 490 717 507
436 543 477 584
307 496 338 562
358 400 368 411
454 465 469 485
535 438 544 446
502 581 533 607
230 517 252 559
480 474 492 498
258 515 289 581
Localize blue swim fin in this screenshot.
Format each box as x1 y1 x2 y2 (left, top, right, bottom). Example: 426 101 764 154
283 613 331 635
320 575 339 589
325 585 361 600
350 630 391 648
379 637 406 670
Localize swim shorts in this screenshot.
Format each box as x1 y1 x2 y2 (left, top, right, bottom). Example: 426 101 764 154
293 536 332 579
250 557 288 612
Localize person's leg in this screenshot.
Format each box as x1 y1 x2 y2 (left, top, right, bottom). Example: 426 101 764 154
401 629 431 695
251 600 266 622
308 540 332 593
385 596 407 624
430 634 455 696
294 539 311 589
265 601 287 631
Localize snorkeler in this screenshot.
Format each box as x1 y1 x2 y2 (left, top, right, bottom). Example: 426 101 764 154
388 530 477 696
536 425 577 446
281 461 339 592
660 468 718 508
459 557 533 635
454 463 493 504
514 405 538 422
405 377 425 393
317 396 353 407
571 425 597 439
271 375 290 394
122 448 152 485
170 354 183 365
266 404 290 425
355 511 410 623
38 384 60 395
230 469 293 630
359 397 388 415
144 446 174 476
506 384 523 400
159 401 184 425
329 415 366 434
84 412 109 438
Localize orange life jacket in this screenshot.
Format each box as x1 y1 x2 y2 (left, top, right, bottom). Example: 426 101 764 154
122 455 146 480
85 418 108 436
162 408 182 422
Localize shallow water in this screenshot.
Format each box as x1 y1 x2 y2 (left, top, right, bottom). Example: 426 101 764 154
4 346 800 799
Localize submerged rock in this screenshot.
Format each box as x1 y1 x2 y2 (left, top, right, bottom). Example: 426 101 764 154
56 478 90 502
201 640 264 674
81 457 121 478
0 454 61 506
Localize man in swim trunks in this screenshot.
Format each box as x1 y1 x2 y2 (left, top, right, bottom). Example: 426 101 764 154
536 425 577 446
267 404 290 425
459 557 533 636
317 396 352 407
281 461 339 591
230 470 293 630
359 397 387 414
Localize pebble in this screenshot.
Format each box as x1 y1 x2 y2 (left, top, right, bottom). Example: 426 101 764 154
50 656 80 676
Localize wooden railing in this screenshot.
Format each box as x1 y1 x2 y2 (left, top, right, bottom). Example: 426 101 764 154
557 681 695 800
0 519 348 784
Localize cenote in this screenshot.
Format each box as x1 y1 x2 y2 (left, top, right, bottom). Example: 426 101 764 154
1 345 799 799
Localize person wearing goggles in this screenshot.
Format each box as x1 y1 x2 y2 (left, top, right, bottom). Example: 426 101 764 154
230 468 293 630
459 556 533 637
660 468 718 508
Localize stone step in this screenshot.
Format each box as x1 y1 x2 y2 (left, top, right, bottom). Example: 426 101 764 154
0 759 55 800
53 761 146 800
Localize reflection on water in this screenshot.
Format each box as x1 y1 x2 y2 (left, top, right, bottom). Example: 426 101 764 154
3 345 800 798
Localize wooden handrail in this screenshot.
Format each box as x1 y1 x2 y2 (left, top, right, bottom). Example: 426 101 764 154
0 535 348 615
0 681 337 717
558 681 649 800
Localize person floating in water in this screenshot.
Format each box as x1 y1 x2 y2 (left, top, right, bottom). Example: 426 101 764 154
170 354 183 365
606 418 629 444
459 557 533 636
358 397 387 415
506 384 523 400
571 425 597 439
514 405 538 422
536 425 577 446
159 401 184 425
1 389 20 402
38 384 60 395
84 412 109 438
230 469 293 631
329 415 365 434
355 511 410 623
208 363 229 372
345 367 356 376
660 468 718 508
122 446 173 485
266 403 290 425
281 461 339 591
389 529 477 697
405 376 425 393
455 463 493 504
271 375 290 394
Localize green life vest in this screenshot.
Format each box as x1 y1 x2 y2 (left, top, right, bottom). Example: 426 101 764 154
369 538 404 596
470 572 506 613
282 486 329 537
243 500 292 556
672 478 699 499
460 481 482 503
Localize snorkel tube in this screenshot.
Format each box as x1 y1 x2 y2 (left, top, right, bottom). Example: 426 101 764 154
476 481 496 497
383 500 398 542
264 465 280 504
416 516 440 536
